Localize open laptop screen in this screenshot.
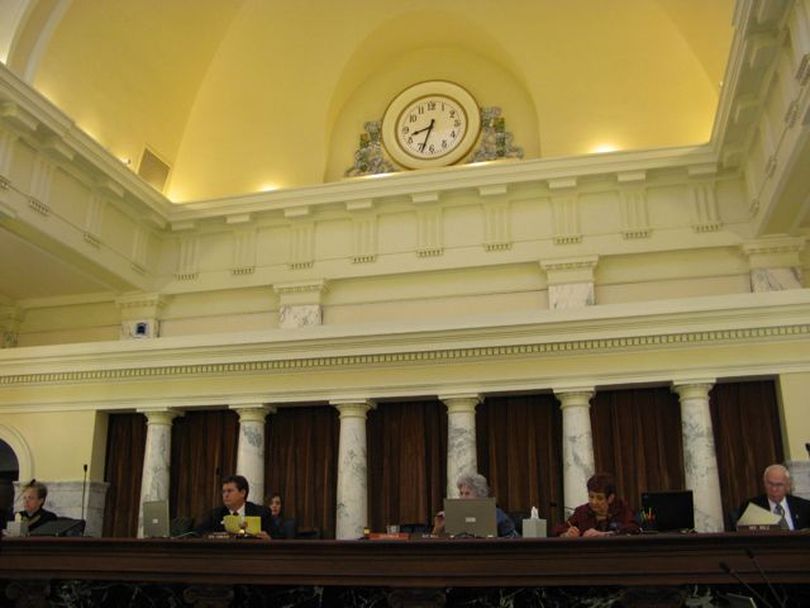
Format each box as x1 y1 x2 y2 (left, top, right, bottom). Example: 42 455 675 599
142 500 170 538
641 490 694 532
443 497 497 538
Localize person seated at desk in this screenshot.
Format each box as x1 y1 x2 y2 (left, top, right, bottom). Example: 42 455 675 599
432 472 519 538
553 473 640 538
18 480 58 533
737 464 810 530
266 492 297 539
194 474 272 539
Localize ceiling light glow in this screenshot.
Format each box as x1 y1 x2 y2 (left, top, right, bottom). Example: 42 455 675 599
591 144 619 154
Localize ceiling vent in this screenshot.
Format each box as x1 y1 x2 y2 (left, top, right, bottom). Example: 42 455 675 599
137 147 171 192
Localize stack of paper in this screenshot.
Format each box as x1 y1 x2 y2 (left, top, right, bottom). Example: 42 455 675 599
736 503 781 529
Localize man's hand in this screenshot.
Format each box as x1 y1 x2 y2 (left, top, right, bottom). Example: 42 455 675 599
582 528 610 537
256 531 271 541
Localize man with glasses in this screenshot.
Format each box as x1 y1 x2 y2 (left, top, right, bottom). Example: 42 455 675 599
738 464 810 530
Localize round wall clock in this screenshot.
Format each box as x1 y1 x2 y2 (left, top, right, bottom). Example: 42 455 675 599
381 81 481 169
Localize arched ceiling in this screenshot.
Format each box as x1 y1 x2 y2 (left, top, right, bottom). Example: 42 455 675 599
3 0 734 202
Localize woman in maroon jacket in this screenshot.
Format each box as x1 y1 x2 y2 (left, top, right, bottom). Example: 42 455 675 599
553 473 640 537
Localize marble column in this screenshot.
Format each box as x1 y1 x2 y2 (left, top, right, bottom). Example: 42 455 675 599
673 381 724 532
555 389 595 510
540 257 599 310
137 408 181 538
333 400 374 540
440 394 481 498
232 404 274 505
742 236 804 292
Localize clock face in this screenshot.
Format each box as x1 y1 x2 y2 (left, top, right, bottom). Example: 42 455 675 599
381 81 481 169
396 95 468 162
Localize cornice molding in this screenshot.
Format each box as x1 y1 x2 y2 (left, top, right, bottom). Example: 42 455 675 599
742 235 806 256
168 145 719 224
0 65 170 218
272 279 328 296
1 321 807 388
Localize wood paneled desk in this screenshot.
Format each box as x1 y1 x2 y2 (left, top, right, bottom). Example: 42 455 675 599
1 533 809 606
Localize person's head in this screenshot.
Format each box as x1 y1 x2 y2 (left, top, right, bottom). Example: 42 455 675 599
267 493 283 517
586 473 616 518
221 475 249 511
763 464 792 504
22 480 47 516
456 472 489 499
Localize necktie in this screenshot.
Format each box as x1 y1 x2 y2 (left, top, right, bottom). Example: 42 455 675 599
773 504 789 530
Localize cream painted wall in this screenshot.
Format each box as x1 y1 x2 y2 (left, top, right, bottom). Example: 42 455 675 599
778 372 810 461
32 0 244 174
0 410 105 481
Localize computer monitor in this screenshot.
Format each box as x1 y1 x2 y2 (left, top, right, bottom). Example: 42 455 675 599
29 518 85 537
142 500 170 538
640 490 695 532
443 497 497 538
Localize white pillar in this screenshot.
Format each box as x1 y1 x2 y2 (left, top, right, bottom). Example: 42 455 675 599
333 399 374 540
137 408 181 538
555 389 595 510
440 394 481 498
232 404 274 505
673 381 724 533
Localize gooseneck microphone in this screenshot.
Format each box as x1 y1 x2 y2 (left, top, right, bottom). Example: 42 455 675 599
80 464 88 522
745 548 786 608
719 561 775 608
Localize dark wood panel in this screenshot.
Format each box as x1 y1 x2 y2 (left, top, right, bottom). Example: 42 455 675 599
1 533 809 588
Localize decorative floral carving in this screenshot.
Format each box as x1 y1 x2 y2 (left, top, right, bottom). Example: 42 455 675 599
345 121 396 177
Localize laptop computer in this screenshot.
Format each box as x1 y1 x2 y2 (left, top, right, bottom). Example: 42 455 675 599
640 490 695 532
142 500 170 538
443 497 497 538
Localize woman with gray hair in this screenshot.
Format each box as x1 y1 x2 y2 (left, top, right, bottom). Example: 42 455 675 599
432 472 518 537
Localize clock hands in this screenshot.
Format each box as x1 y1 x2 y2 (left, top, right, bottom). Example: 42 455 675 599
416 118 435 153
410 119 434 136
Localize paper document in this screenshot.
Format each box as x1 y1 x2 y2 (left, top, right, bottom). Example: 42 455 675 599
736 503 781 527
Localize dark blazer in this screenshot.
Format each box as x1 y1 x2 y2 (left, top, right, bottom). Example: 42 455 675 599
737 494 810 530
269 515 297 539
17 508 58 532
194 501 272 535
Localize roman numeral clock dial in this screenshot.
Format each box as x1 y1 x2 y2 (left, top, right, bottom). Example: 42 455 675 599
382 81 481 169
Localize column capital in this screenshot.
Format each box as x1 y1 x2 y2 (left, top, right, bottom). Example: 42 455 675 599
553 388 594 409
229 404 276 423
331 399 375 419
137 408 183 426
439 394 482 413
672 380 715 400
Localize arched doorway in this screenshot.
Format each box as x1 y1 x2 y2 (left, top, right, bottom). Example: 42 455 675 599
0 439 20 525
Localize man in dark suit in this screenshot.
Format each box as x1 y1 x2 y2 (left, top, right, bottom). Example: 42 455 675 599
738 464 810 530
194 474 272 539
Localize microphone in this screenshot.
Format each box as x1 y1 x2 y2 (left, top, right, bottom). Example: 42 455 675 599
80 464 88 522
172 530 199 539
719 561 775 608
745 548 786 608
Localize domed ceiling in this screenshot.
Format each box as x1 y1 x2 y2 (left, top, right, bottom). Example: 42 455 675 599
3 0 734 202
